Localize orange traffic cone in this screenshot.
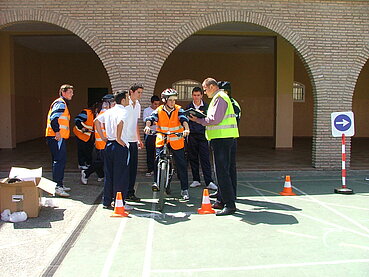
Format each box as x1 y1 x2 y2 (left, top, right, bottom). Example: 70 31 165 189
198 189 216 214
279 175 296 196
111 192 129 217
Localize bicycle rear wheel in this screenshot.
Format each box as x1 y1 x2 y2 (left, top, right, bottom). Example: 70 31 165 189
157 161 168 212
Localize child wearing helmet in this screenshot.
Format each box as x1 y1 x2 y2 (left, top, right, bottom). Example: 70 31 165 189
144 88 191 200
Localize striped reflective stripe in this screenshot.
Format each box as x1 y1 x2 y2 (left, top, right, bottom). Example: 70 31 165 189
207 124 238 131
224 114 236 119
60 125 69 130
81 122 93 130
60 116 69 120
169 136 181 141
158 126 182 131
96 138 103 141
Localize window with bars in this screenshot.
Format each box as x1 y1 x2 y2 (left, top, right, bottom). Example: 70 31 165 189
293 82 305 102
172 79 201 100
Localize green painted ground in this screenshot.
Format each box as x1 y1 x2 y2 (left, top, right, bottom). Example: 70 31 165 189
54 173 369 277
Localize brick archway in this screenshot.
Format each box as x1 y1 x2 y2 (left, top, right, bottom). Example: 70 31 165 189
149 9 319 166
0 9 118 88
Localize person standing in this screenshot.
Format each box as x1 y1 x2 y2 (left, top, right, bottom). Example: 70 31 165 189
73 105 95 170
142 95 161 177
94 90 133 210
144 88 190 200
189 78 239 216
216 81 241 199
45 84 74 197
81 94 115 185
126 83 144 202
186 87 217 190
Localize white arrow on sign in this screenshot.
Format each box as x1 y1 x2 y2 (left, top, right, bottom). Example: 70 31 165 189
336 119 349 127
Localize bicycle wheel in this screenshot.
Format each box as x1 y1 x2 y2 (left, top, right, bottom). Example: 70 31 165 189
157 160 168 212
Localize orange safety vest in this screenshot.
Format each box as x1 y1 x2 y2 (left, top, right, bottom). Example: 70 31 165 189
45 97 70 139
156 104 184 150
73 109 94 142
95 109 107 150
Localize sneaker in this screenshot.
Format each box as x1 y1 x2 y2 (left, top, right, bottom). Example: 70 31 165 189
127 194 141 201
55 187 70 198
97 177 104 182
190 181 201 188
152 182 159 192
62 185 71 192
81 170 88 185
145 171 154 177
181 189 190 200
78 165 88 170
365 177 369 181
102 205 113 210
206 182 218 190
124 204 134 211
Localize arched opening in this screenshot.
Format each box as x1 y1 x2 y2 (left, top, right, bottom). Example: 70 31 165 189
351 59 369 168
0 21 111 171
155 22 314 170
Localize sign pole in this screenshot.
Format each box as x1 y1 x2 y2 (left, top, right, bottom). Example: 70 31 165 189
334 133 353 194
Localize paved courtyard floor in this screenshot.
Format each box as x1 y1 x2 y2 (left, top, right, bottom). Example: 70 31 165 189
2 171 367 277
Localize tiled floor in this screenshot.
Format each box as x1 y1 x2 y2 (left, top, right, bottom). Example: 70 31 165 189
0 137 368 173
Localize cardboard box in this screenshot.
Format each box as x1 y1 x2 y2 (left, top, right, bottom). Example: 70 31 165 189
0 168 56 218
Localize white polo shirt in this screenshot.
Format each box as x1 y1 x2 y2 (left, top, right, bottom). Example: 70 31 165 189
125 99 141 142
95 104 129 146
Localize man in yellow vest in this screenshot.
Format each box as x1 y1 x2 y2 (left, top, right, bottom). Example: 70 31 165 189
144 88 191 200
45 84 74 197
189 78 239 216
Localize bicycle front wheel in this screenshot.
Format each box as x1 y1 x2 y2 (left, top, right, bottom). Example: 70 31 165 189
157 160 168 212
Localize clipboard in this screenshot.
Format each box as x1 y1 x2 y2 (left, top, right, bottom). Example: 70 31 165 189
184 108 206 118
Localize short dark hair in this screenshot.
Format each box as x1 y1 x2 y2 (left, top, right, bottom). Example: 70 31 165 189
130 83 144 93
151 95 160 103
59 84 74 95
114 90 128 104
192 87 203 95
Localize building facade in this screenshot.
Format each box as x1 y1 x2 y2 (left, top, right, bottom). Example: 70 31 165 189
0 0 369 169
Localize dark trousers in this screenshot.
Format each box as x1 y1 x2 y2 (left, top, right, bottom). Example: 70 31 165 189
230 139 237 197
128 142 138 196
76 137 94 167
85 148 104 179
144 134 156 172
211 138 236 209
154 146 189 190
46 137 66 188
187 133 213 185
103 141 129 206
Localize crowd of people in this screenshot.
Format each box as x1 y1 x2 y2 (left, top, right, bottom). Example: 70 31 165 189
45 77 240 215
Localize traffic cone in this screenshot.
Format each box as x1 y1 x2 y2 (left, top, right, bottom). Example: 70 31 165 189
198 189 216 214
111 192 129 217
279 175 296 196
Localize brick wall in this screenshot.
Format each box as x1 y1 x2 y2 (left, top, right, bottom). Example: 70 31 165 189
1 0 369 169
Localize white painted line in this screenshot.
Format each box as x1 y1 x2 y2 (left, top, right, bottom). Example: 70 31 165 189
289 196 369 211
242 182 369 239
151 259 369 273
100 218 128 277
293 186 369 235
142 192 158 277
277 229 319 239
339 243 369 251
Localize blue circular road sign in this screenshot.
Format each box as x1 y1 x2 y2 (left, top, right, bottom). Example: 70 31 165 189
334 114 351 132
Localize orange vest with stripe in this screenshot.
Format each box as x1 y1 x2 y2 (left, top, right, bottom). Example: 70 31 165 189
156 104 184 150
73 109 94 142
94 109 107 150
45 97 70 139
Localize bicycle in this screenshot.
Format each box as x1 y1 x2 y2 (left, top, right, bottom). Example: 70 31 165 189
153 131 183 212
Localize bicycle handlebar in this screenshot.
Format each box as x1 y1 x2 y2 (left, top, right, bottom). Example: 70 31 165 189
150 130 183 137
